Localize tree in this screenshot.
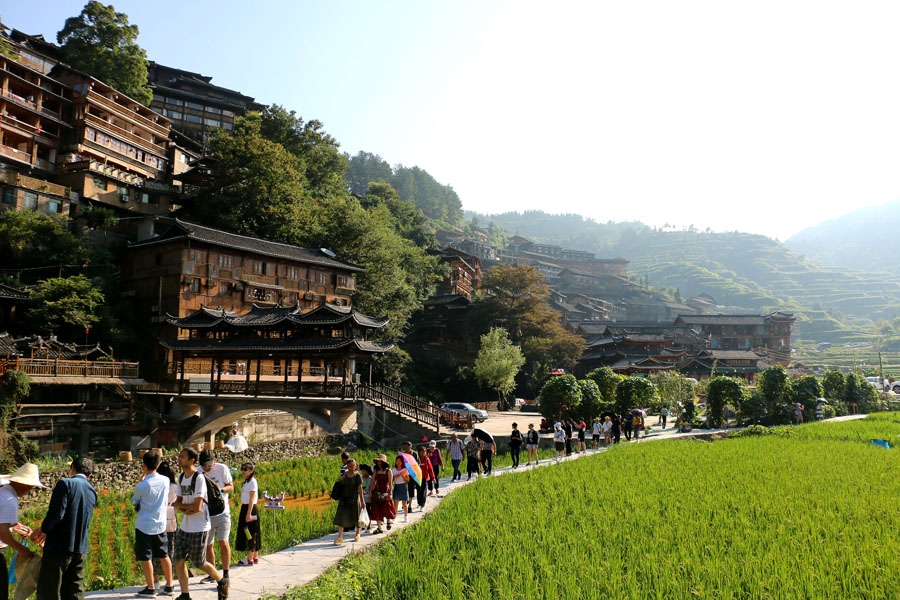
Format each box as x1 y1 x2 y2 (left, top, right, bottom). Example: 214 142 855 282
0 371 37 473
792 374 823 420
844 373 877 412
586 367 621 409
822 369 845 402
757 366 793 425
0 212 89 280
57 2 152 105
345 151 394 197
474 328 525 407
577 379 604 421
648 371 695 414
538 374 582 421
26 275 104 338
362 182 432 247
706 377 744 427
614 377 657 415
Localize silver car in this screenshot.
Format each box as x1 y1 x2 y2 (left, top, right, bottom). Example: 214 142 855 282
440 402 488 422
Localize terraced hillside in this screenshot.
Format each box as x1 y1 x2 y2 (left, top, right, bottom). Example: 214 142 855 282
471 212 900 345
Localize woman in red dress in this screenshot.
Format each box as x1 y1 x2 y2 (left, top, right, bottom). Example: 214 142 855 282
368 454 396 533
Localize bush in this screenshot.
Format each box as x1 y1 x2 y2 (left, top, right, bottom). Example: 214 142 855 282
538 374 581 422
706 377 744 427
615 377 657 414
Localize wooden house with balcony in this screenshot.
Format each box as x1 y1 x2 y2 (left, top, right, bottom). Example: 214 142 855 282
0 30 74 215
673 312 795 366
51 67 176 215
120 219 367 377
434 247 482 300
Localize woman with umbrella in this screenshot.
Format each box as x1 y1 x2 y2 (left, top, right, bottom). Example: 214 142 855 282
391 456 411 523
472 428 496 475
465 435 481 480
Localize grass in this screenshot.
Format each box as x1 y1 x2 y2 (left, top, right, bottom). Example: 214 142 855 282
283 415 900 599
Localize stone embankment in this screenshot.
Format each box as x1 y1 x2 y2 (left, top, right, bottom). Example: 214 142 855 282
28 435 341 502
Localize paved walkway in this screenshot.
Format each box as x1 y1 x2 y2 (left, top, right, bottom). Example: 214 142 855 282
89 416 860 599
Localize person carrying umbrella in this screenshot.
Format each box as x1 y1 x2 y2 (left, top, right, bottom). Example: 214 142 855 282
465 435 481 480
472 429 496 475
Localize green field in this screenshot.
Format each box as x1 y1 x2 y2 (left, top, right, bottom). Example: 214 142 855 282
288 415 900 599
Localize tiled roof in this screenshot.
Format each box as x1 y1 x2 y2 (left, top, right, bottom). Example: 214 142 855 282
159 337 393 354
166 304 389 329
0 333 110 360
132 219 364 272
0 284 27 300
675 314 766 325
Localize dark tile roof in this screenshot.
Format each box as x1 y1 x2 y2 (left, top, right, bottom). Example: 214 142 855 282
676 314 768 325
0 284 27 300
132 219 364 273
166 303 388 329
0 333 110 360
424 295 470 307
159 337 393 354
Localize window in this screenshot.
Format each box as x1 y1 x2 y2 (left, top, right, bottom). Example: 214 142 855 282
223 110 235 118
316 272 328 284
188 278 200 293
166 97 183 106
47 199 62 214
189 249 203 262
252 261 266 275
23 192 37 210
219 255 234 268
1 188 13 204
205 106 221 115
224 122 232 131
93 177 107 191
285 267 299 280
186 101 203 111
165 109 182 120
219 282 231 296
248 287 274 302
84 127 96 141
141 193 150 204
185 114 202 124
204 118 220 127
117 186 129 201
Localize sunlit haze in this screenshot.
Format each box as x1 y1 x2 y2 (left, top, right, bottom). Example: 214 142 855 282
9 1 900 239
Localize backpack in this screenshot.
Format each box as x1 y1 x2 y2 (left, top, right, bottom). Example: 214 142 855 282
180 471 226 517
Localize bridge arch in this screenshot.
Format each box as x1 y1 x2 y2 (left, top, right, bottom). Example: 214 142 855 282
186 405 342 443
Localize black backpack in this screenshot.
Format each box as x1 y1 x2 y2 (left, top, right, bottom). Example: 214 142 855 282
180 471 226 517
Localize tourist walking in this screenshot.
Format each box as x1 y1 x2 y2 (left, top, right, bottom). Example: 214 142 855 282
416 447 435 509
33 458 95 600
235 462 260 566
612 415 622 444
401 442 419 506
479 437 496 475
465 436 481 480
199 450 234 584
153 462 179 583
563 420 573 455
510 423 523 468
602 416 613 446
339 451 351 476
553 423 566 461
633 412 643 440
623 412 634 441
525 424 540 465
131 450 174 596
816 402 824 421
447 434 464 481
391 456 411 523
794 402 804 425
369 455 395 533
426 441 443 494
591 418 602 449
359 464 373 530
333 459 364 544
0 463 44 600
172 447 228 600
659 406 669 429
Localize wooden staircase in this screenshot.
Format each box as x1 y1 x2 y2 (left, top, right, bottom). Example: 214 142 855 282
356 384 454 433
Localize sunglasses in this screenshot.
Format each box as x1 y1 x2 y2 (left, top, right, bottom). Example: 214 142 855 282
240 467 252 472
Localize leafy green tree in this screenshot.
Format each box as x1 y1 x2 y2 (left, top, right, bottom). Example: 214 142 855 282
844 373 878 412
757 366 793 424
577 378 604 421
0 371 37 473
362 182 432 247
586 367 621 409
188 117 310 242
0 212 89 280
822 369 845 402
792 374 823 420
345 151 394 197
57 1 152 105
26 275 104 338
648 371 694 414
538 374 581 421
706 377 744 427
614 377 657 415
474 327 525 406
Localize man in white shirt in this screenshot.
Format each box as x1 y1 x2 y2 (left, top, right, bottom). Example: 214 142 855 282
132 450 174 596
173 448 228 600
0 463 43 600
198 450 233 583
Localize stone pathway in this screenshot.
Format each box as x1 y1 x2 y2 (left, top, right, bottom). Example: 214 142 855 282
88 416 860 599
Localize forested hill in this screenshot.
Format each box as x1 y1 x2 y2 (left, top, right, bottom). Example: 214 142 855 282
468 211 900 342
786 199 900 274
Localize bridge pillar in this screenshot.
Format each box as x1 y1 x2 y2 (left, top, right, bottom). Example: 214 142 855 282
204 429 213 447
330 407 356 432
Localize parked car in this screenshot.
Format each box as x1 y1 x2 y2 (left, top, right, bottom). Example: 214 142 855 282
440 402 488 422
865 376 885 392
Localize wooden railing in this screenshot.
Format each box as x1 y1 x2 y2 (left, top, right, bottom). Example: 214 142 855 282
0 358 140 379
0 171 68 197
357 384 445 432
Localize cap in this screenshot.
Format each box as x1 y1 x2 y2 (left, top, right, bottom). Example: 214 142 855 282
512 422 518 427
429 440 437 447
199 449 215 467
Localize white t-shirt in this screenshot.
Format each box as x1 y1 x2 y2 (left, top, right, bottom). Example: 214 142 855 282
240 477 258 505
178 471 210 533
0 485 18 549
166 482 178 533
602 421 613 434
553 429 566 443
592 422 602 435
392 468 408 485
200 463 233 516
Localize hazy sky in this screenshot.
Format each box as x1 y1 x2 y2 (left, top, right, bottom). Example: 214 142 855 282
9 1 900 240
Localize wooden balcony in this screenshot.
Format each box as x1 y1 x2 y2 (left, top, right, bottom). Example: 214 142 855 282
0 171 68 197
86 91 169 138
84 112 167 157
0 357 140 379
60 158 144 186
0 144 31 166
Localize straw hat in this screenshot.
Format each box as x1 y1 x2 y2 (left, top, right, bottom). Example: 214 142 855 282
1 463 45 488
374 454 389 467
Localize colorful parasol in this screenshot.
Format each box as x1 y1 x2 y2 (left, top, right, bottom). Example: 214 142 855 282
398 452 422 486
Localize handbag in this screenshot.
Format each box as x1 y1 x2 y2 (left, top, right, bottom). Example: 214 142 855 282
357 506 369 528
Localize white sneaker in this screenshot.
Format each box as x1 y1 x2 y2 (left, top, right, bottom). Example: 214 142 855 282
403 514 409 523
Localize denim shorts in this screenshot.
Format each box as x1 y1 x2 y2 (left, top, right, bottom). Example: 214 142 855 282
392 484 409 502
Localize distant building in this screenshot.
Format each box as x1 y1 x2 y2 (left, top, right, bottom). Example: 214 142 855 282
673 312 795 366
435 248 482 300
147 62 261 146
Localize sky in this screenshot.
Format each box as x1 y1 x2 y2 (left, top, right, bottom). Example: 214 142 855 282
7 1 900 240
